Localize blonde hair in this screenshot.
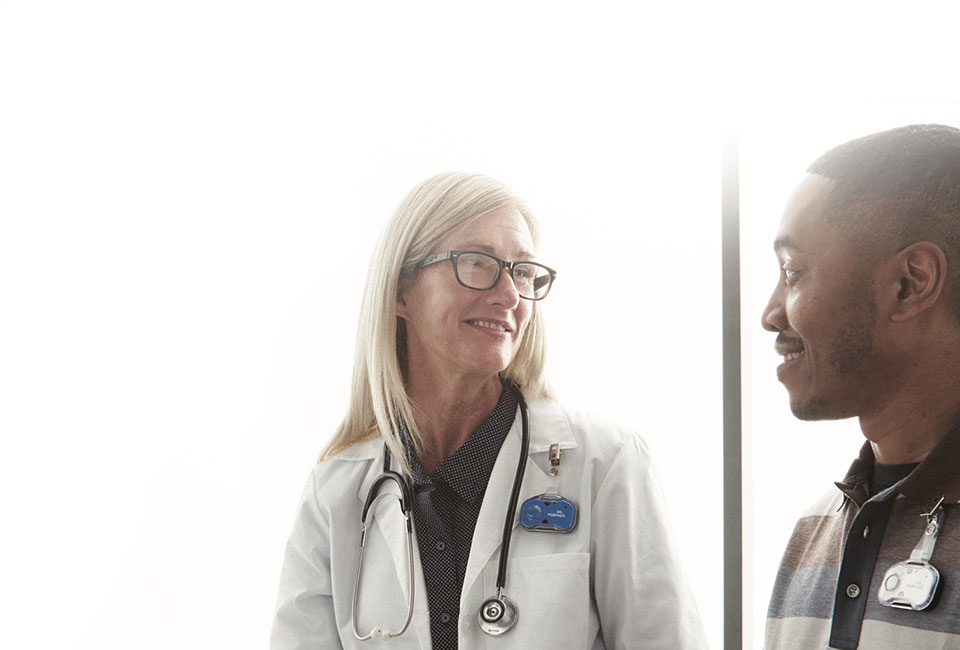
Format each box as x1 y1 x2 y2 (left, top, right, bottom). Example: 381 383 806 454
320 172 551 471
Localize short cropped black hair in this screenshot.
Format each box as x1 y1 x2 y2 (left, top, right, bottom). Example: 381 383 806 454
808 124 960 315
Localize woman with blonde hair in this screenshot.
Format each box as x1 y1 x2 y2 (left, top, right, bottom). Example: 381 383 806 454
271 172 706 649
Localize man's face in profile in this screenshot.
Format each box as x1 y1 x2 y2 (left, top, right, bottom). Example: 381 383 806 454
761 174 887 421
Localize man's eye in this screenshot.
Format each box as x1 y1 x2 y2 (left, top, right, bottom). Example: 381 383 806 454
783 267 801 283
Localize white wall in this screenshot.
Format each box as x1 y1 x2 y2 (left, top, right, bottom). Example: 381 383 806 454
1 3 723 649
740 102 960 650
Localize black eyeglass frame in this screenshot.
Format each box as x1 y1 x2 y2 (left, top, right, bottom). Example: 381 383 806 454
417 250 557 300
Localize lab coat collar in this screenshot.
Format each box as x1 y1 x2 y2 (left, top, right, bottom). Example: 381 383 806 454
338 396 577 462
525 396 578 453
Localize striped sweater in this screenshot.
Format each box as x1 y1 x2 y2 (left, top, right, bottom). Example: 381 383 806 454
766 431 960 650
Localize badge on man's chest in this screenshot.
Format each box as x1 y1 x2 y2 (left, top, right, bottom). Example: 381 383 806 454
876 497 946 611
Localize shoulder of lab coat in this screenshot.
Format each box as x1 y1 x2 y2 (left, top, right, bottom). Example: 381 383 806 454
270 398 708 650
569 404 709 650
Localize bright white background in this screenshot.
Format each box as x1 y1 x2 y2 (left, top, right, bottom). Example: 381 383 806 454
740 102 960 650
5 2 959 648
0 3 727 649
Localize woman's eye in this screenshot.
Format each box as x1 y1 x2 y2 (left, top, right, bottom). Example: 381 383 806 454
460 255 488 269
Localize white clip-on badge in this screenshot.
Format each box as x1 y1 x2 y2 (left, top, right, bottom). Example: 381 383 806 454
877 497 946 611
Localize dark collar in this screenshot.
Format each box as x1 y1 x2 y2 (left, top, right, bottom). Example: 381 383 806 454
900 416 960 503
835 442 873 508
836 418 960 507
405 384 518 505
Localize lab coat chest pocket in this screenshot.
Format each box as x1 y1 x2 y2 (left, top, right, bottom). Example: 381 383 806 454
485 552 593 648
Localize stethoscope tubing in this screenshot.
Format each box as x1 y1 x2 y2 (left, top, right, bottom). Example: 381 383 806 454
352 381 530 640
353 462 417 640
494 387 529 593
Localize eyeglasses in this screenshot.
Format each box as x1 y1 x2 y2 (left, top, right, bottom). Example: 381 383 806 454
418 250 557 300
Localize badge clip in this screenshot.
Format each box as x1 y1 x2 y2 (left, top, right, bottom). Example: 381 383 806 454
549 443 561 476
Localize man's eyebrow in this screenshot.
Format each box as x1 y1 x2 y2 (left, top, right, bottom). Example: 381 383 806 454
773 236 798 252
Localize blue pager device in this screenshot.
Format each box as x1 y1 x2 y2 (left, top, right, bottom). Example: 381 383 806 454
519 494 578 533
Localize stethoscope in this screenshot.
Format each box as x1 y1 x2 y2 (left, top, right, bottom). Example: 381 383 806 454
352 383 531 641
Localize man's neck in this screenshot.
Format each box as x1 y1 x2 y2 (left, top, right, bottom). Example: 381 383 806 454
860 388 960 464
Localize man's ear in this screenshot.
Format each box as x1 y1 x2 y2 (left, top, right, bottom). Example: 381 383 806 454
890 241 947 322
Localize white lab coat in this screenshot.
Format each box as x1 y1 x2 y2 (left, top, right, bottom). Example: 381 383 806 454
271 398 708 650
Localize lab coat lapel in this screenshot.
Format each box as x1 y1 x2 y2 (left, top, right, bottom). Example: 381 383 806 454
355 445 432 648
461 399 577 599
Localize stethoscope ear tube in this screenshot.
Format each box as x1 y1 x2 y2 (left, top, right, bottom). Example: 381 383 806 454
361 470 412 522
353 466 416 641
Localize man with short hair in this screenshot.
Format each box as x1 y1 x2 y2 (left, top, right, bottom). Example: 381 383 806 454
761 124 960 650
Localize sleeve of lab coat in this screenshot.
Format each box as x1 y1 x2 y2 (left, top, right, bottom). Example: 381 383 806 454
591 433 709 650
270 468 345 650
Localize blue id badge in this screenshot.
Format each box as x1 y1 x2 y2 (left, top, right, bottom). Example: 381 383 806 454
519 494 578 533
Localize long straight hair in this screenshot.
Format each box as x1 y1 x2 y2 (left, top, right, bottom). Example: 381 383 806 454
320 172 551 472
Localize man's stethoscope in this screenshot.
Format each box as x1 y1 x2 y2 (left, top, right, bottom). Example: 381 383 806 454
352 384 531 641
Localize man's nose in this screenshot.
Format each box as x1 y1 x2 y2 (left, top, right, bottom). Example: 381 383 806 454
761 289 786 333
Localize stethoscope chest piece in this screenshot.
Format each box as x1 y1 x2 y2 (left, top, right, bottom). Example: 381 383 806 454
478 593 518 636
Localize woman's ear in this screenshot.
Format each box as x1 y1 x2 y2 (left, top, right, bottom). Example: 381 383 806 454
890 241 947 322
396 282 413 320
